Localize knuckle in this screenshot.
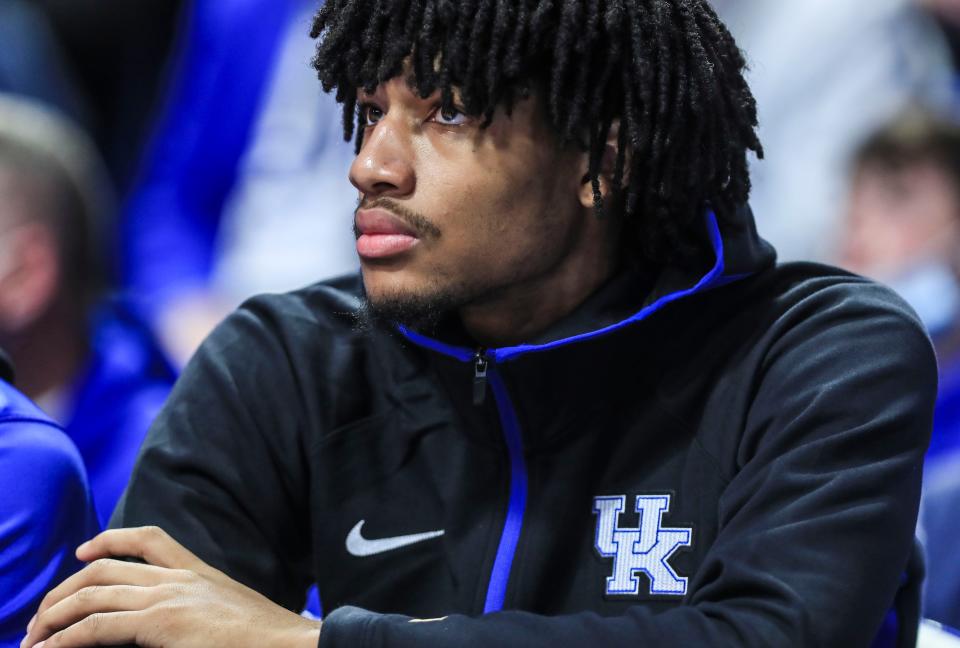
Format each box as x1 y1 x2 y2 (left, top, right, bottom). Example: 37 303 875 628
143 525 166 539
85 612 105 633
74 584 100 603
141 525 168 549
162 581 188 597
144 601 176 630
37 589 54 612
32 611 51 638
173 568 197 582
88 558 112 575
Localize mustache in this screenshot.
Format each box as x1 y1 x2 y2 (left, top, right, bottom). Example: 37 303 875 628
354 197 442 240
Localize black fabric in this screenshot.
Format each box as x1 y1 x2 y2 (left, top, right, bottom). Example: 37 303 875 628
0 348 13 384
113 210 937 647
895 539 925 648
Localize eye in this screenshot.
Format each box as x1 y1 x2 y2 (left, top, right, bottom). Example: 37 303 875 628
359 103 385 125
431 105 469 126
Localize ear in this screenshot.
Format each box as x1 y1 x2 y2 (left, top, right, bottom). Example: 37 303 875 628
578 120 628 210
0 223 61 333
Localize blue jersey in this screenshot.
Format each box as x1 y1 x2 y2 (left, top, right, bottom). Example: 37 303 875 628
65 301 176 526
0 376 99 647
930 358 960 461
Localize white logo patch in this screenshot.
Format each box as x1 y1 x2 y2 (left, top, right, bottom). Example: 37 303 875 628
593 495 692 596
345 520 445 557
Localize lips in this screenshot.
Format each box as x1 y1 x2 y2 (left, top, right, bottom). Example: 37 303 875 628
355 208 420 259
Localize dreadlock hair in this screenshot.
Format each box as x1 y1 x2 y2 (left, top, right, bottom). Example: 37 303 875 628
311 0 762 268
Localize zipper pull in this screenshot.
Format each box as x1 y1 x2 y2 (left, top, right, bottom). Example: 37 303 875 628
473 352 489 406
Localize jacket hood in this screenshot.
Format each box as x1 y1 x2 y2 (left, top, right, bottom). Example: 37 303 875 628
398 207 777 363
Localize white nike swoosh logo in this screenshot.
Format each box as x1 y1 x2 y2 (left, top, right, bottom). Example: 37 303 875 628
345 520 445 557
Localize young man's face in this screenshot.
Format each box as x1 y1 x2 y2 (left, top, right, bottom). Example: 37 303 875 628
349 77 597 327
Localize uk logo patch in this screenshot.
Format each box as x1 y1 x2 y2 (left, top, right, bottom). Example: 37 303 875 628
593 494 692 596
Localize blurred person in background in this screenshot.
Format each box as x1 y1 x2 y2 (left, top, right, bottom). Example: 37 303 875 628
0 0 183 194
123 0 359 366
711 0 953 263
0 95 175 527
839 108 960 463
0 346 99 647
839 108 960 633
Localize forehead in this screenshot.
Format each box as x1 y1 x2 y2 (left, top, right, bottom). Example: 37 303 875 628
358 78 438 101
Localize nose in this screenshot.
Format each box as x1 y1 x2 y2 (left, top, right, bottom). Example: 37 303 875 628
349 117 416 199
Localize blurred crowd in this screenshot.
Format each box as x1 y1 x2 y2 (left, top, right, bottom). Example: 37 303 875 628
3 0 960 641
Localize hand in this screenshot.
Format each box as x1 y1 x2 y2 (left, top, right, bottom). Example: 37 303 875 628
20 527 321 648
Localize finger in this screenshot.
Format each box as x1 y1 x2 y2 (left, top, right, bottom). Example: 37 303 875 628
76 527 203 571
38 610 142 648
36 559 183 617
25 585 153 647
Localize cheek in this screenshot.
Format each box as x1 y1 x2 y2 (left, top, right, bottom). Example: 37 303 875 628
454 151 571 235
442 172 563 274
413 119 581 281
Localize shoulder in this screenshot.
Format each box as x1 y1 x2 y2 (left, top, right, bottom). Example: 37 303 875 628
0 377 62 431
746 261 923 321
244 274 365 324
176 274 383 420
689 261 934 377
0 381 96 638
690 262 939 449
210 273 369 355
724 262 938 450
727 262 932 355
0 382 93 520
758 262 934 371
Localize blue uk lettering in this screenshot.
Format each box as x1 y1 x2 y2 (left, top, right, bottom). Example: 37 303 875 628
593 495 692 596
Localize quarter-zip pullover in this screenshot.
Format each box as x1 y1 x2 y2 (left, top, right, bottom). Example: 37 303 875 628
113 207 937 647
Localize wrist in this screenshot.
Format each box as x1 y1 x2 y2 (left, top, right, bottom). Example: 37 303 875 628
282 619 322 648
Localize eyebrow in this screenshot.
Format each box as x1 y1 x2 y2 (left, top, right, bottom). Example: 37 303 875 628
357 80 465 106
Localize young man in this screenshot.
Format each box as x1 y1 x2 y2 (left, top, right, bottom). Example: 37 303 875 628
24 1 936 646
0 347 99 647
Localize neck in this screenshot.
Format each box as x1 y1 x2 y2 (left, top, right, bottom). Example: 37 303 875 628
4 297 88 411
459 226 620 348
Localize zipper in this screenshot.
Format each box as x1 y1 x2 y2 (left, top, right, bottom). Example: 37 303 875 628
481 367 528 614
473 349 489 406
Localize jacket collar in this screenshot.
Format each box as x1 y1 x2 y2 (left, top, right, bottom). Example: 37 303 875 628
398 207 776 364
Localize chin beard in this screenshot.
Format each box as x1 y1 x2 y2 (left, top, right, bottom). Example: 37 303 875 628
357 284 468 335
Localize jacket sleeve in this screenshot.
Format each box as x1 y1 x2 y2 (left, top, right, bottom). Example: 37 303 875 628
317 284 938 648
109 297 314 611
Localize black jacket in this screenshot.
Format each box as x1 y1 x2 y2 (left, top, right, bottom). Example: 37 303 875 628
113 209 937 647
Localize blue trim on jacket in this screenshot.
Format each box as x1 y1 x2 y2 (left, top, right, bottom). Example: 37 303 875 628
397 211 731 363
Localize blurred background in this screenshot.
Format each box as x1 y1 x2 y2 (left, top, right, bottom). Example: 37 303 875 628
3 0 960 634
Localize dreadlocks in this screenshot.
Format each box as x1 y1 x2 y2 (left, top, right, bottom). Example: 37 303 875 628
311 0 762 266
